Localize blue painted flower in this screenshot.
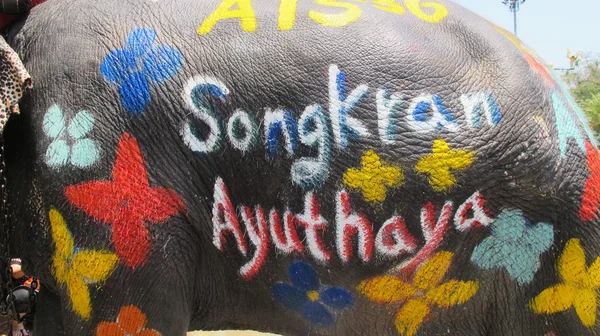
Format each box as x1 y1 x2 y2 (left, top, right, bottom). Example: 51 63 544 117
272 260 353 327
471 209 554 284
100 28 183 115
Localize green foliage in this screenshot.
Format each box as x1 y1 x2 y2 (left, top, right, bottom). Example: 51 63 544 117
562 55 600 141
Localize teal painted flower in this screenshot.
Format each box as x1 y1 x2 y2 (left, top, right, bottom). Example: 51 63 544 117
471 209 554 284
43 105 100 168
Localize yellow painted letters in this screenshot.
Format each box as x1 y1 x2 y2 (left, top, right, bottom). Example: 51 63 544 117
308 0 363 27
279 0 299 30
405 0 448 23
198 0 257 35
372 0 405 15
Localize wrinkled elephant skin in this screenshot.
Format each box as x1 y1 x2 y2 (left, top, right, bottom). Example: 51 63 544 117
2 0 599 335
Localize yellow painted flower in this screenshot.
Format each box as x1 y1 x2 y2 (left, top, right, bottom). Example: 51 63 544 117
344 150 404 203
358 252 479 336
416 139 475 192
50 207 119 320
530 238 600 327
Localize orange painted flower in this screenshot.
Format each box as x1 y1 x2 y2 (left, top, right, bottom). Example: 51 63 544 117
96 305 161 336
358 252 479 336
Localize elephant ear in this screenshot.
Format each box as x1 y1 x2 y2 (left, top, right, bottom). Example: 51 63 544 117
70 250 118 283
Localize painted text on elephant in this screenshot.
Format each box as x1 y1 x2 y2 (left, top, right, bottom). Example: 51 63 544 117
181 64 502 190
212 177 493 279
198 0 449 35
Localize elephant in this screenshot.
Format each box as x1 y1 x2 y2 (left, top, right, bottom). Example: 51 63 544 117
0 0 598 335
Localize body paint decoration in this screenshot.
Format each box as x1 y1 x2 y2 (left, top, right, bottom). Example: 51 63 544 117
201 0 449 35
180 76 229 155
290 104 332 190
552 91 585 157
212 176 492 278
296 192 332 263
181 64 501 191
530 238 600 327
100 28 183 115
96 305 161 336
460 92 502 128
579 141 600 222
415 139 476 192
328 64 369 150
376 89 403 144
406 95 458 132
343 150 404 203
453 191 493 231
471 209 554 284
50 208 118 320
394 201 453 274
496 25 598 148
335 190 374 263
65 132 186 268
551 70 599 148
43 105 100 168
272 260 353 327
358 252 479 336
264 108 299 159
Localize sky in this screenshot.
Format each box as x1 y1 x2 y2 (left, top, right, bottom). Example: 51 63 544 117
453 0 600 68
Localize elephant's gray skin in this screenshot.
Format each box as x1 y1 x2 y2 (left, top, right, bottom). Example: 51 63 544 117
2 0 599 335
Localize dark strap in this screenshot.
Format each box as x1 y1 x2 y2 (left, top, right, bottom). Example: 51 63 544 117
0 0 31 14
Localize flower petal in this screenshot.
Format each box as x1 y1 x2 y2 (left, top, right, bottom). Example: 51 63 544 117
100 49 137 84
68 110 95 139
426 280 479 307
491 209 526 242
126 28 157 58
503 250 539 285
320 286 353 310
46 139 70 167
118 305 147 334
289 260 320 291
67 269 92 320
395 299 430 336
49 208 74 260
53 254 69 284
357 275 416 303
142 45 183 83
43 104 66 138
119 72 151 115
71 250 118 283
272 283 308 311
559 239 587 286
530 284 576 315
526 222 554 255
573 289 597 327
413 251 453 290
302 302 334 326
95 321 124 336
585 256 600 289
71 139 100 168
471 236 505 270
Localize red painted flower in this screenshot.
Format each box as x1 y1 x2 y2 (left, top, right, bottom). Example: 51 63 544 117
65 132 185 267
580 141 600 222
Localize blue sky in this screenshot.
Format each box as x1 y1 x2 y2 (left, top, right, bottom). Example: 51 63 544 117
453 0 600 68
